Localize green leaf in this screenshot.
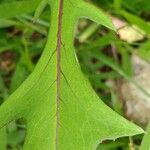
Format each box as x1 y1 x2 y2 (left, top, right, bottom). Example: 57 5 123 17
10 60 30 93
0 0 144 149
91 51 150 97
120 10 150 34
33 0 49 22
113 0 122 10
117 45 133 76
0 76 7 150
76 1 116 31
138 40 150 62
78 23 100 43
0 128 6 150
0 19 21 28
0 0 41 19
140 122 150 150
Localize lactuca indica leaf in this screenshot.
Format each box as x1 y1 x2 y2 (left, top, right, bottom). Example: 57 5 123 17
0 0 144 149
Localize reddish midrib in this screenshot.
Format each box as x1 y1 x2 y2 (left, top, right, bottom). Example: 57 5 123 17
55 0 64 149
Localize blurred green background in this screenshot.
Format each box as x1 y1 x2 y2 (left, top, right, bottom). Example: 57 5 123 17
0 0 150 149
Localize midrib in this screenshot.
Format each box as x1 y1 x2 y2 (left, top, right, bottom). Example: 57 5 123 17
55 0 64 149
